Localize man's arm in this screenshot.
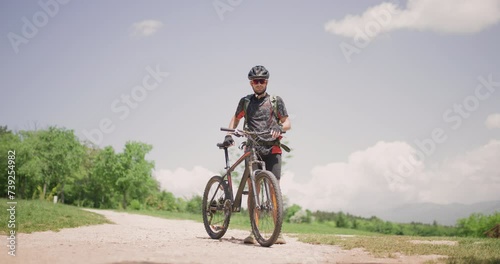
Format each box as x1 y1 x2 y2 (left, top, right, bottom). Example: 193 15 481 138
228 115 240 130
223 115 240 146
280 116 291 131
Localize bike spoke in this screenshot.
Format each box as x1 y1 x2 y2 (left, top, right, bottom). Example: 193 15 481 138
202 176 231 239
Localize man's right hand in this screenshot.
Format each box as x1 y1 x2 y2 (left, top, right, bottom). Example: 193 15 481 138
223 135 234 147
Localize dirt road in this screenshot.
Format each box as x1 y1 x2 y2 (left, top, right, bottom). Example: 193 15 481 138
0 209 445 264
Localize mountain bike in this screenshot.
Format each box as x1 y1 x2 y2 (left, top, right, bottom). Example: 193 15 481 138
202 128 284 247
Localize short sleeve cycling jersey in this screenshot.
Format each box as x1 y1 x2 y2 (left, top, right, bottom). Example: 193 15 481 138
234 94 288 155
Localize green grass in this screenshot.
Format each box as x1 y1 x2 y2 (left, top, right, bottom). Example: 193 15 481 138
0 198 111 234
282 221 379 235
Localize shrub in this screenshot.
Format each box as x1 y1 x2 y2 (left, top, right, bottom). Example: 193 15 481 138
130 199 141 210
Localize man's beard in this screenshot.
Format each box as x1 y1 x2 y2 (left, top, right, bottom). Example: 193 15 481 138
254 86 267 96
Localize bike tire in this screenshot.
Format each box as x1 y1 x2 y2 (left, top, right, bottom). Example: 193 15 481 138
202 176 231 239
248 171 283 247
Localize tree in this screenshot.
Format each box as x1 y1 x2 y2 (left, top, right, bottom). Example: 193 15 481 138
290 209 313 224
0 125 11 136
336 211 348 228
115 141 155 209
186 195 202 214
92 146 121 208
70 143 91 206
17 130 47 199
285 204 302 222
457 212 500 237
34 127 84 202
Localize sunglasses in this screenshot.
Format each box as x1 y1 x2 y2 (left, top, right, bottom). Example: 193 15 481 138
252 79 267 84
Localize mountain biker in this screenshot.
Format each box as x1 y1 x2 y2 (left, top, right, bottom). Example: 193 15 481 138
223 65 291 244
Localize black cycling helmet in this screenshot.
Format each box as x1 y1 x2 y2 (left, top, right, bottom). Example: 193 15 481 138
248 65 270 80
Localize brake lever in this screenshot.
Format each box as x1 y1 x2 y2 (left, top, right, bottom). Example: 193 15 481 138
239 142 246 150
233 129 244 137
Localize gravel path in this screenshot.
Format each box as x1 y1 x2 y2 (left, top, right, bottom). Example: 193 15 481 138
0 209 445 264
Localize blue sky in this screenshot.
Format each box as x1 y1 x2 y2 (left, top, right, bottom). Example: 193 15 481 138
2 0 500 217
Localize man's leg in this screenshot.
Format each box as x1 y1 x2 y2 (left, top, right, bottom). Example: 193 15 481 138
264 153 281 181
244 175 257 244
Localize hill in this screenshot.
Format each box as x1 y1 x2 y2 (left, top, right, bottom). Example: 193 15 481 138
376 200 500 226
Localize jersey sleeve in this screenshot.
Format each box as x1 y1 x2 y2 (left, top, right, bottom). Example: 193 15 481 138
276 96 288 119
234 97 246 120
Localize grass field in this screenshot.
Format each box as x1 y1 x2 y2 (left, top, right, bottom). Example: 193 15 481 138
0 198 111 235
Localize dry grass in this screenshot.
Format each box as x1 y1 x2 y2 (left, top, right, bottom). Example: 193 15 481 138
298 234 500 264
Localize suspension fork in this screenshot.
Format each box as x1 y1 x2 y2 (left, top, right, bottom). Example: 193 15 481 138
254 171 273 210
249 147 271 210
249 170 261 210
263 177 272 208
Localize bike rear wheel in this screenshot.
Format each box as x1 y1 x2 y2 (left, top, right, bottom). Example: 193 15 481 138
202 176 231 239
248 171 283 247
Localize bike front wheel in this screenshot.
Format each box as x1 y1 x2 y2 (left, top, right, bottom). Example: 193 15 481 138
248 171 283 247
202 176 231 239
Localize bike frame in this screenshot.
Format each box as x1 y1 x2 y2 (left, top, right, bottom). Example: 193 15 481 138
217 143 266 213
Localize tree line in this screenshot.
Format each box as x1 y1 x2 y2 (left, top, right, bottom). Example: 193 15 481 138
283 204 500 238
0 125 201 211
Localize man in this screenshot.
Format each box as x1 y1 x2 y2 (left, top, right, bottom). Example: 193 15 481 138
223 65 291 244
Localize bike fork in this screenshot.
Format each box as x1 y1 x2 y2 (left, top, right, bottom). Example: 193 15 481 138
249 172 261 209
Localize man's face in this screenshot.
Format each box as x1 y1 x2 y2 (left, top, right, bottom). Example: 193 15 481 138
250 79 268 95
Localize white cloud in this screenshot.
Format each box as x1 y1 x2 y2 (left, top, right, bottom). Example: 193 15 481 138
281 140 500 217
131 20 164 37
325 0 500 38
281 141 424 215
418 140 500 204
486 113 500 129
154 140 500 217
153 166 215 198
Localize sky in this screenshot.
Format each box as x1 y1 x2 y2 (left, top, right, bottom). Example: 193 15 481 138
1 0 500 218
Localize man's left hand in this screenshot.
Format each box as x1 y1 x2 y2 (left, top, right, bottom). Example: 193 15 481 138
270 125 283 139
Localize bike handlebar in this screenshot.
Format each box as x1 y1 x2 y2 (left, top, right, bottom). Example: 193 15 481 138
220 127 285 136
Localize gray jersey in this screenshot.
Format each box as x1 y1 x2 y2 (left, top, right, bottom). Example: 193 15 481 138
234 94 288 155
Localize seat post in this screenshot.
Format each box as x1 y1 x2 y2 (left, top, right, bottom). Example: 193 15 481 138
224 147 229 169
